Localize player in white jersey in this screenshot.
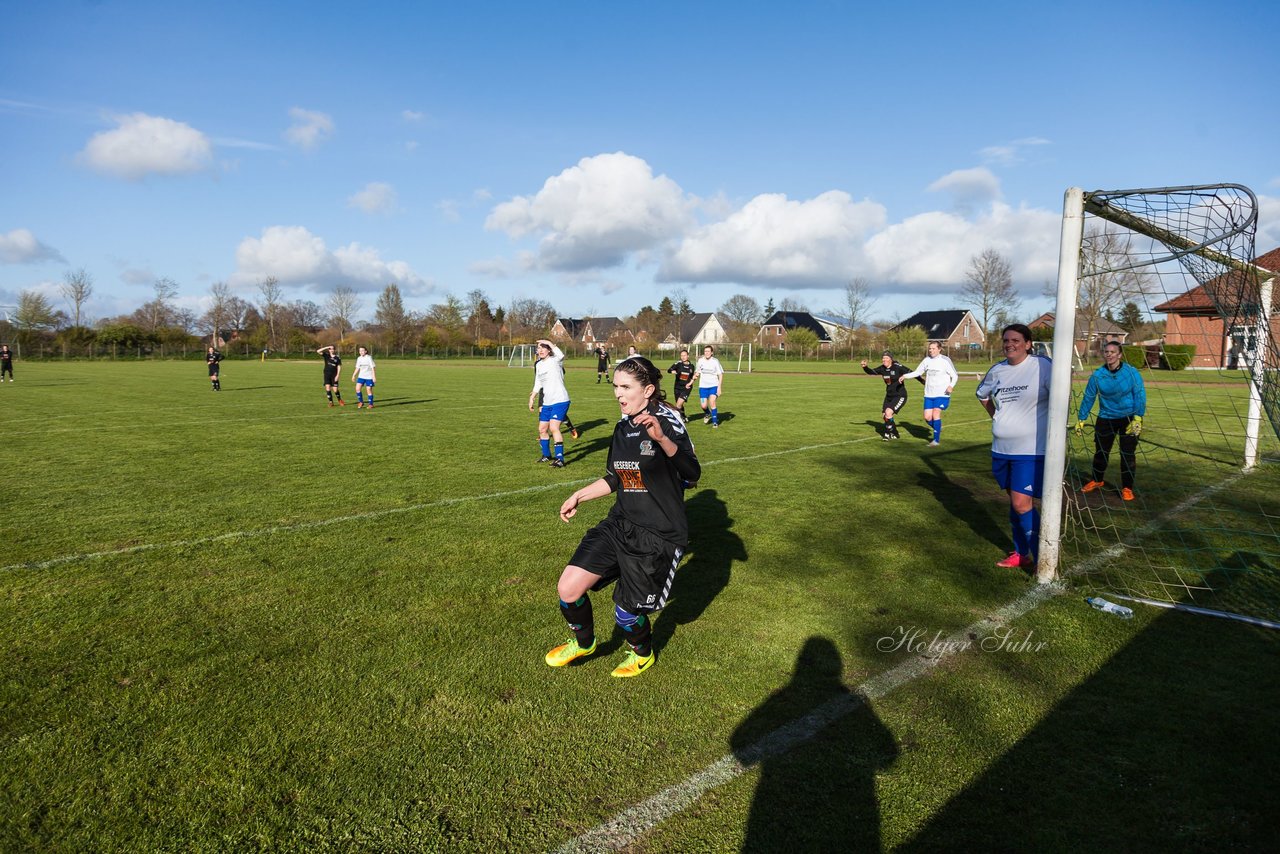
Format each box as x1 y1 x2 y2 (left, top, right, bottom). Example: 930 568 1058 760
901 341 960 446
975 324 1052 570
691 345 725 428
351 346 377 408
529 339 572 467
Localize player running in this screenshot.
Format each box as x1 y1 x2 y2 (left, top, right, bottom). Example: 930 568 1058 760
976 324 1052 570
351 345 376 408
206 346 223 391
691 345 724 428
667 348 695 421
545 355 701 677
530 339 572 467
861 351 910 440
900 341 960 446
316 345 345 407
0 344 13 382
1076 340 1146 501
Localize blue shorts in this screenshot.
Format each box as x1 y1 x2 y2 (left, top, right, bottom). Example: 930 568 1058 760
699 386 719 401
357 377 375 387
923 396 951 411
992 455 1044 498
540 401 571 422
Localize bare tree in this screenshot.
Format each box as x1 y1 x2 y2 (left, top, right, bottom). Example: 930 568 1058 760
325 285 362 340
719 294 762 340
1074 229 1152 351
779 297 810 312
257 276 283 351
507 298 557 337
376 283 412 353
840 277 877 331
59 269 94 329
958 248 1019 340
14 290 57 337
203 281 234 345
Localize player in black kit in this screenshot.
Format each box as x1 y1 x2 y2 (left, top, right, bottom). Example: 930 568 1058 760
862 350 910 440
594 344 610 383
0 344 13 381
316 345 345 406
667 348 695 422
545 356 701 677
206 346 223 391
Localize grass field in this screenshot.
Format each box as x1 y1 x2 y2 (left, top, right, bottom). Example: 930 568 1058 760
2 359 1278 851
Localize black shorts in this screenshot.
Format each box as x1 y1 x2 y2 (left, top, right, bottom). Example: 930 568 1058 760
208 363 219 376
570 515 683 613
675 386 692 402
323 370 339 385
881 394 906 414
597 359 608 372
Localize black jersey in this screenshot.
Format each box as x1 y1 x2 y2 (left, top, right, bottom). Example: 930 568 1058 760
0 349 11 365
595 346 609 368
603 403 701 546
864 361 910 397
322 351 342 373
666 360 695 392
206 350 222 367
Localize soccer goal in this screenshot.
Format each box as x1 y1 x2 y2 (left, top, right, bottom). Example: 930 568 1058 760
718 342 754 373
1038 184 1280 628
505 343 536 368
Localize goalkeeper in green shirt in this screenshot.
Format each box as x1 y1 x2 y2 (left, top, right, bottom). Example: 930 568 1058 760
1076 341 1146 501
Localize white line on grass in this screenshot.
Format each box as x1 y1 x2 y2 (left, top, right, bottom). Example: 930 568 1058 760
552 582 1067 854
5 431 925 573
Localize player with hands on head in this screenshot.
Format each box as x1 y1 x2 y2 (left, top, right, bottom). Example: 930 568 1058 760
547 356 700 677
316 345 345 406
1076 340 1146 501
529 338 572 467
900 341 960 446
594 343 610 384
861 351 910 440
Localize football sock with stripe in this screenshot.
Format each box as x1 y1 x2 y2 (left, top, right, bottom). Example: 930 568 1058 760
615 605 653 657
554 442 564 461
560 596 594 647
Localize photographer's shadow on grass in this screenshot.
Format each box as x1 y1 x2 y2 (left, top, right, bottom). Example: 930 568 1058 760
731 636 898 852
652 489 743 653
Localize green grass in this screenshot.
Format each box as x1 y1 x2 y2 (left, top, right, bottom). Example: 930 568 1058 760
2 360 1277 851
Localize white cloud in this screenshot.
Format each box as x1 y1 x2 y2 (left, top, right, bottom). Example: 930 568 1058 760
865 201 1061 292
660 191 886 286
284 108 334 150
928 167 1002 209
402 109 425 122
0 228 65 264
78 113 213 180
486 152 694 271
348 182 398 215
1257 193 1280 253
233 225 432 294
980 137 1051 166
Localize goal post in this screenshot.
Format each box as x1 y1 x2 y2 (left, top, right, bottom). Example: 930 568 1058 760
1040 183 1280 627
718 342 753 373
505 344 535 368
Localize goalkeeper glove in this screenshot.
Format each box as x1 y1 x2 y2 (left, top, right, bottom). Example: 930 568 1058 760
1127 415 1143 437
1074 420 1087 437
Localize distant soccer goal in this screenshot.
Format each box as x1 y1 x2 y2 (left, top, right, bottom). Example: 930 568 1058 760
504 344 536 368
1039 184 1280 628
718 342 753 373
1031 341 1083 371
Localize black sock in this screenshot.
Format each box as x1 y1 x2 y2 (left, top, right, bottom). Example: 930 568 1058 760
559 596 594 647
623 613 653 657
326 391 333 402
335 389 342 400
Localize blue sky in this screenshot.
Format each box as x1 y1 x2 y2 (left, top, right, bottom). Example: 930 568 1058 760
3 0 1278 327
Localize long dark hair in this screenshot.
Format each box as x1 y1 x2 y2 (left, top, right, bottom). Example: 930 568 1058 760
615 356 667 408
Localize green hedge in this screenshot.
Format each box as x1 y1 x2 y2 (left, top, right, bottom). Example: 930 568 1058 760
1121 346 1147 369
1160 344 1196 371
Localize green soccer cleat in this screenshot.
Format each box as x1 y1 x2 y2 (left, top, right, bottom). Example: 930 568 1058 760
545 638 597 667
610 649 654 678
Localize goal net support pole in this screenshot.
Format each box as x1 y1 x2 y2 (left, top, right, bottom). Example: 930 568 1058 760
1245 275 1275 470
1037 187 1086 583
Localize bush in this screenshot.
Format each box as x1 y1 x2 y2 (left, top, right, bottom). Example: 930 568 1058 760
1159 344 1196 371
1121 345 1147 369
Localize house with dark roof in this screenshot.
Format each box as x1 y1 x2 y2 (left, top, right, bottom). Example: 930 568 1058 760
583 316 633 346
1028 311 1128 354
549 317 584 342
1153 246 1280 368
891 309 985 350
756 311 849 350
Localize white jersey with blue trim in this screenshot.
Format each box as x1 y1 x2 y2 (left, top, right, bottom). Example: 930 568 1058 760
903 354 959 397
532 344 570 405
975 354 1052 457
